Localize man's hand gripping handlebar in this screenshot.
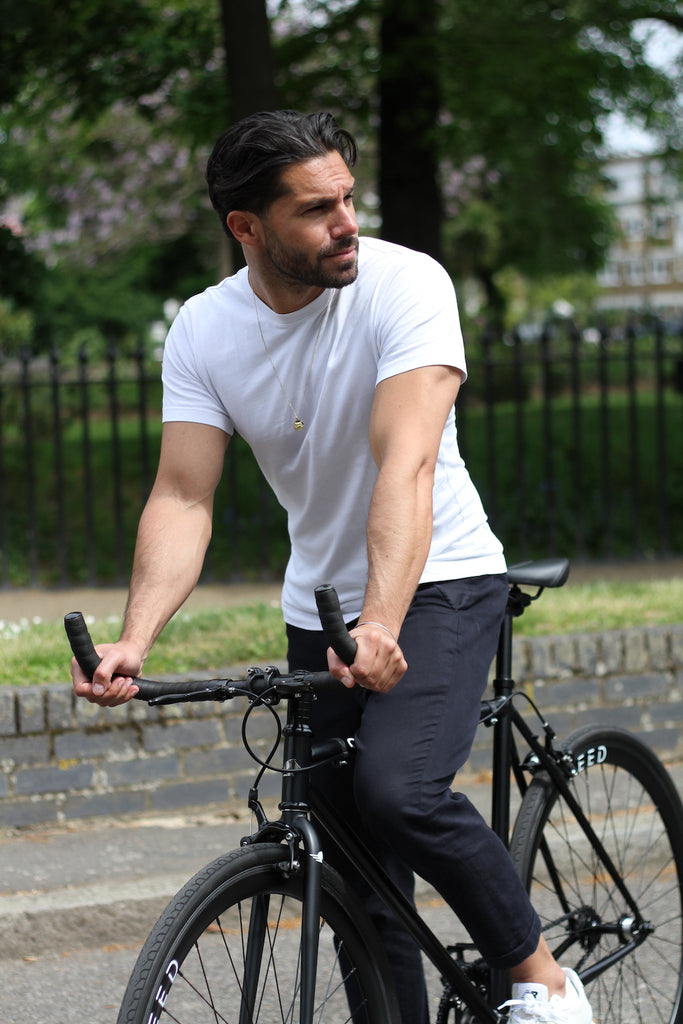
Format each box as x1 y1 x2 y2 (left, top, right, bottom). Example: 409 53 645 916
65 585 358 705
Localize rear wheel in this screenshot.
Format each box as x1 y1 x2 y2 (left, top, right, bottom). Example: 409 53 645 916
117 842 400 1024
511 726 683 1024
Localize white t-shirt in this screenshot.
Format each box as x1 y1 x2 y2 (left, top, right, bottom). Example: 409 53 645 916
162 237 505 628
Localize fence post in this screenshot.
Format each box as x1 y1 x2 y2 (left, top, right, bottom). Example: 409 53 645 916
624 319 642 555
0 352 7 585
511 328 528 555
20 348 38 585
78 344 97 585
106 342 126 584
539 323 556 553
568 321 585 559
597 322 613 557
135 340 153 501
482 325 498 523
653 317 670 554
49 346 68 585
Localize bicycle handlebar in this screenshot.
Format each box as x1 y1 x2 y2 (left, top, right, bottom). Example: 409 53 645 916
65 583 358 703
63 611 231 701
314 584 358 665
66 562 569 703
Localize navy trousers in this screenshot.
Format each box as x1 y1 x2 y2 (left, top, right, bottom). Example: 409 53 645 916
287 575 541 1023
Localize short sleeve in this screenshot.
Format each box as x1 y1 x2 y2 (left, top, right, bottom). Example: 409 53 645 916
161 306 235 434
373 252 467 385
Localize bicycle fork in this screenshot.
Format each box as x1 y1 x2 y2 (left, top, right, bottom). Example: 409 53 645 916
240 818 323 1024
242 689 324 1024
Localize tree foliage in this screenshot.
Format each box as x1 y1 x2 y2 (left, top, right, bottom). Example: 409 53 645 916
2 0 223 132
1 0 229 345
439 0 681 302
0 0 681 343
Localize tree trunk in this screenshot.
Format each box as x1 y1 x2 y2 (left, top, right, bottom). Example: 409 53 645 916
219 0 278 122
378 0 443 261
217 0 279 271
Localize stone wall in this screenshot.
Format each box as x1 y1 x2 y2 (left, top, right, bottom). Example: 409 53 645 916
1 623 682 829
466 622 683 774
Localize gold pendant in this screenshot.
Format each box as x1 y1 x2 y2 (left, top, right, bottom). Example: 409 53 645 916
293 417 304 431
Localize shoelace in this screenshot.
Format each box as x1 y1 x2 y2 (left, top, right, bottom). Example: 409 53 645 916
498 992 569 1024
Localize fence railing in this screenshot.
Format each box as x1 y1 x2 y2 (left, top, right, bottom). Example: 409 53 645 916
0 316 681 589
457 317 682 564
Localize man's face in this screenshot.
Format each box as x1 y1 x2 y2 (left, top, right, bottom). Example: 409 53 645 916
257 150 359 290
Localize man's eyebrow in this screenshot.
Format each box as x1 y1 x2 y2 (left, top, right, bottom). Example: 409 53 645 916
295 179 356 208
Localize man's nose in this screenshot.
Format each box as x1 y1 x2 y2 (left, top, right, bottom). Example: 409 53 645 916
332 202 358 238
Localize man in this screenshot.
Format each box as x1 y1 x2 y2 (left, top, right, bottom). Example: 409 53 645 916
72 110 592 1024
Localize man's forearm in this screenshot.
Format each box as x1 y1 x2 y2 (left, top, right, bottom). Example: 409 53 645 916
360 463 434 638
119 492 213 663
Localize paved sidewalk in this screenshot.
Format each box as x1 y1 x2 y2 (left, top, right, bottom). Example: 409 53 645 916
0 581 285 626
0 777 495 961
0 808 257 960
0 557 680 626
3 758 682 962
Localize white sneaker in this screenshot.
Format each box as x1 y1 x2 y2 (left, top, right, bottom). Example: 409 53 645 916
499 968 594 1023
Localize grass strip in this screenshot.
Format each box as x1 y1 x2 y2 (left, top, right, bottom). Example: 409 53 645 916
1 577 681 688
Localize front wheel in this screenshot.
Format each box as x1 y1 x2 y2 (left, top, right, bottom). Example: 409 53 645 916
510 725 683 1024
117 842 400 1024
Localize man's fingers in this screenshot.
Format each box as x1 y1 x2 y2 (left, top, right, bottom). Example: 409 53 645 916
86 676 138 706
348 628 407 692
328 628 407 692
71 642 142 707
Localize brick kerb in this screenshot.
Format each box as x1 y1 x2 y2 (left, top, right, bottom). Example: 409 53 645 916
0 628 681 828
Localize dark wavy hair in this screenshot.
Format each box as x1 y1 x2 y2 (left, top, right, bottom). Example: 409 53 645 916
206 110 358 237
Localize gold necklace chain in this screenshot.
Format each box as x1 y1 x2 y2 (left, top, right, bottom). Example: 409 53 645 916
251 284 332 431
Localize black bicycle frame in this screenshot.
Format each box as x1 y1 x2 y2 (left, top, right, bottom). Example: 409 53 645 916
244 596 649 1024
247 685 502 1024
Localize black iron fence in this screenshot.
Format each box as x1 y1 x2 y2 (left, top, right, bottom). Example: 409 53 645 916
0 316 681 589
458 317 683 565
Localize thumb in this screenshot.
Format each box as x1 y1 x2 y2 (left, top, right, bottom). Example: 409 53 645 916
327 647 356 688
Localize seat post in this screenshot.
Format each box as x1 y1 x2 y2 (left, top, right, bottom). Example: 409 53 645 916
494 598 515 689
490 596 517 845
488 600 519 1011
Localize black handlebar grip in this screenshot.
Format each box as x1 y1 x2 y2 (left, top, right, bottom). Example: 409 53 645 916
64 611 103 681
314 585 358 667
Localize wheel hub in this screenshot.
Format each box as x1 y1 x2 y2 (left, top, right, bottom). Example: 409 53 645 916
570 906 603 952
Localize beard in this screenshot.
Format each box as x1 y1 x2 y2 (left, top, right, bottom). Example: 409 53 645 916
262 227 359 290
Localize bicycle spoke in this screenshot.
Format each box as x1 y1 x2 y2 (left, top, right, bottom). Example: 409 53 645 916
117 845 397 1024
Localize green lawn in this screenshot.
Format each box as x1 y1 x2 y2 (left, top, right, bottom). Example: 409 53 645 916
3 576 681 687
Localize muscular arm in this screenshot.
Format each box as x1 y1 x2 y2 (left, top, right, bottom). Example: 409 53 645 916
121 422 229 654
330 364 462 692
73 421 229 704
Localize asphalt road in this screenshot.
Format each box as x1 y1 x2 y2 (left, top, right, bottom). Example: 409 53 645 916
1 944 139 1024
0 888 461 1024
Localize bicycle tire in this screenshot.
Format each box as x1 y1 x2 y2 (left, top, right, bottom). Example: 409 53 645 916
117 841 400 1024
510 725 683 1024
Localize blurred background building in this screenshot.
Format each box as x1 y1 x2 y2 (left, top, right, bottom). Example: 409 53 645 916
597 154 683 320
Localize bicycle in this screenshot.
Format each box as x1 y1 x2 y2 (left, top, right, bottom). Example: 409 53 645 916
65 557 683 1024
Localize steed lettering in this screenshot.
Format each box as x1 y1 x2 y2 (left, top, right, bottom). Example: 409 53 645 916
147 959 179 1024
574 746 607 773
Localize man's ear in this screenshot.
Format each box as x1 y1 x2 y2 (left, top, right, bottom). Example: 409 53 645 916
226 210 262 247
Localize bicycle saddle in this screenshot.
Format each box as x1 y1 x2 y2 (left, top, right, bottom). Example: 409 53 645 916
506 557 570 589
